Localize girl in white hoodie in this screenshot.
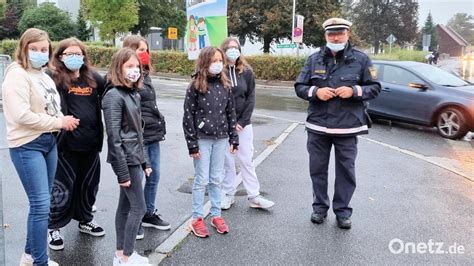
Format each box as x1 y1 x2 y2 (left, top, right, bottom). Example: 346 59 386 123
1 28 79 266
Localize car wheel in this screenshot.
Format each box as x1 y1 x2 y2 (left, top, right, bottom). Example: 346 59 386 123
436 107 468 139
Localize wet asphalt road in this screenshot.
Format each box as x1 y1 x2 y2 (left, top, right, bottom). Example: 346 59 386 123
1 70 473 265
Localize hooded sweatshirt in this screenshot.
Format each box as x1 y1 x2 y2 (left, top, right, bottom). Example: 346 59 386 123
1 62 63 148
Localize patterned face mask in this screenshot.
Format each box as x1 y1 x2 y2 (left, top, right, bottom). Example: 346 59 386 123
126 67 141 82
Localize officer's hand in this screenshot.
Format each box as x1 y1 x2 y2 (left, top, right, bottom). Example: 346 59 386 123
316 87 336 101
335 86 354 98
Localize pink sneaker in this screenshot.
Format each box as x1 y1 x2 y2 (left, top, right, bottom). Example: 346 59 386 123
190 217 209 238
211 217 229 234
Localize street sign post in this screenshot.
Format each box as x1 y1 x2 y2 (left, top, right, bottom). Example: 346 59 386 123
386 34 397 53
277 43 297 49
168 27 178 50
422 34 431 51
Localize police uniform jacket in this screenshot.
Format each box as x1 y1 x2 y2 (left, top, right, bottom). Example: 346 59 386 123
295 42 381 136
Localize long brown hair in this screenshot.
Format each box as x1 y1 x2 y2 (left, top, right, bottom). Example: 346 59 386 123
51 37 97 90
15 28 53 70
220 37 249 74
107 48 143 90
192 46 230 93
122 35 154 72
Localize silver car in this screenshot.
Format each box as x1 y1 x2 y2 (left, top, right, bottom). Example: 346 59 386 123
368 60 474 139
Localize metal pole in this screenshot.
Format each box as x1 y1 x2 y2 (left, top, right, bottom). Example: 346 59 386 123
292 0 296 55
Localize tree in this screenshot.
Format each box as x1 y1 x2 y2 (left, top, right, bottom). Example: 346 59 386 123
447 13 474 44
76 5 91 41
350 0 418 53
18 3 77 41
131 0 186 37
83 0 139 45
417 12 438 51
2 3 21 39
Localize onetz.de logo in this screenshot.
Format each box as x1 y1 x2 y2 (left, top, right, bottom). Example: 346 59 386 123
389 238 465 255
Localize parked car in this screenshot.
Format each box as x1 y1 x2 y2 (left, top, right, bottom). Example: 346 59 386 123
368 60 474 139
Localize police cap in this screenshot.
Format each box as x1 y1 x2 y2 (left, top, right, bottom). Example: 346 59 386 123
322 18 352 32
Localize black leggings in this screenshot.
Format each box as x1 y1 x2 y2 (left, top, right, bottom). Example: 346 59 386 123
49 150 101 229
115 165 146 256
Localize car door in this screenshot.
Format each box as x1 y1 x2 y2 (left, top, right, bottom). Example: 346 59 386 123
371 64 436 124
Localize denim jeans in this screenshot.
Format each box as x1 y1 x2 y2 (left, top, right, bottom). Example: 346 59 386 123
9 133 58 265
192 138 227 219
144 141 161 215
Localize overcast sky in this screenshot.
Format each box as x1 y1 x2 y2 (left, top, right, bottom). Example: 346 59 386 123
418 0 474 26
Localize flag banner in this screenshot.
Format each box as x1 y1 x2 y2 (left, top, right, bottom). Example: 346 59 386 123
186 0 228 60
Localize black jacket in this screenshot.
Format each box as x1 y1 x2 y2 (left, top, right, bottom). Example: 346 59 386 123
139 72 166 144
102 85 150 183
295 43 381 136
226 65 255 128
183 75 239 154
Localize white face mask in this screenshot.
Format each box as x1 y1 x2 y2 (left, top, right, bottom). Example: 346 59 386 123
126 67 141 82
326 41 346 52
209 62 223 75
226 48 240 62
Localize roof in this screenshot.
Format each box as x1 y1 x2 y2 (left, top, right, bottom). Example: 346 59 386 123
437 24 470 46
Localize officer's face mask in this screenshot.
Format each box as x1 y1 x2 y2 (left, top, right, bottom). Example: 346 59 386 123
326 41 346 52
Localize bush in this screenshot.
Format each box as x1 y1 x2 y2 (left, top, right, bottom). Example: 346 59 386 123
0 39 427 80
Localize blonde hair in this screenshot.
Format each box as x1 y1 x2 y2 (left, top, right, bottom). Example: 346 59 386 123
15 28 52 69
107 48 143 90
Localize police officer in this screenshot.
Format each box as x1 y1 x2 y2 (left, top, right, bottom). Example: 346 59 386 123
294 18 380 229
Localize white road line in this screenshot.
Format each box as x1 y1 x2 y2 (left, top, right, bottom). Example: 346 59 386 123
360 136 473 182
148 122 300 264
253 113 303 124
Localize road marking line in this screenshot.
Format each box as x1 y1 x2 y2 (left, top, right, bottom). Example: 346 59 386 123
149 122 300 264
253 113 303 124
360 136 473 182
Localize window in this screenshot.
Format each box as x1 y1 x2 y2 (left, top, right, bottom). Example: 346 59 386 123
381 65 423 86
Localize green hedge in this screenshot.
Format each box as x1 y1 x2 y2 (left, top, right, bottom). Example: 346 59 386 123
0 40 425 81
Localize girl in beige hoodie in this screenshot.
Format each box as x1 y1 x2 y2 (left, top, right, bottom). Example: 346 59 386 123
1 28 79 266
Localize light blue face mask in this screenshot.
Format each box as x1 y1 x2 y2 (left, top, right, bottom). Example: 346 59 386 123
29 50 49 69
326 42 346 52
63 55 84 71
226 48 241 62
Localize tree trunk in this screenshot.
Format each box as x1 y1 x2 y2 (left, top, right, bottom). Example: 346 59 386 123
112 30 116 46
373 40 380 54
263 36 272 53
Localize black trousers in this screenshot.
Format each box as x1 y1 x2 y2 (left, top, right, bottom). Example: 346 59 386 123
307 132 357 218
49 150 101 229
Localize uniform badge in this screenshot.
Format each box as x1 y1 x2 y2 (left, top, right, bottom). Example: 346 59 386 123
368 67 377 79
314 69 326 74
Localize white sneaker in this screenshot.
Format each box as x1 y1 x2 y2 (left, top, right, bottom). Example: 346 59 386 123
19 252 33 266
19 253 58 266
92 205 97 212
249 196 275 209
119 252 149 264
221 194 235 210
113 253 121 266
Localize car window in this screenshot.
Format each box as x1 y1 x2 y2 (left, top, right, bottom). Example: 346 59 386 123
381 65 423 86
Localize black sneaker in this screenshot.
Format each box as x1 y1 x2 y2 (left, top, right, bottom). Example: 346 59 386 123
336 217 352 229
78 220 106 236
142 210 171 230
48 229 64 251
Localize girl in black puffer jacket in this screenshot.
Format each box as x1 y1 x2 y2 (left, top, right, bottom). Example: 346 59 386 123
122 35 170 233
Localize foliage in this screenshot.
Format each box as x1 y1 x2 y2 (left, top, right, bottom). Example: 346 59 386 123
369 47 426 62
349 0 419 54
83 0 139 44
2 3 21 39
131 0 186 38
447 13 474 44
18 3 76 41
76 3 91 41
416 12 438 51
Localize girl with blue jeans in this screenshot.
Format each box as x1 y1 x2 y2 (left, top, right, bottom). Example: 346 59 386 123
2 28 79 266
183 46 239 238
